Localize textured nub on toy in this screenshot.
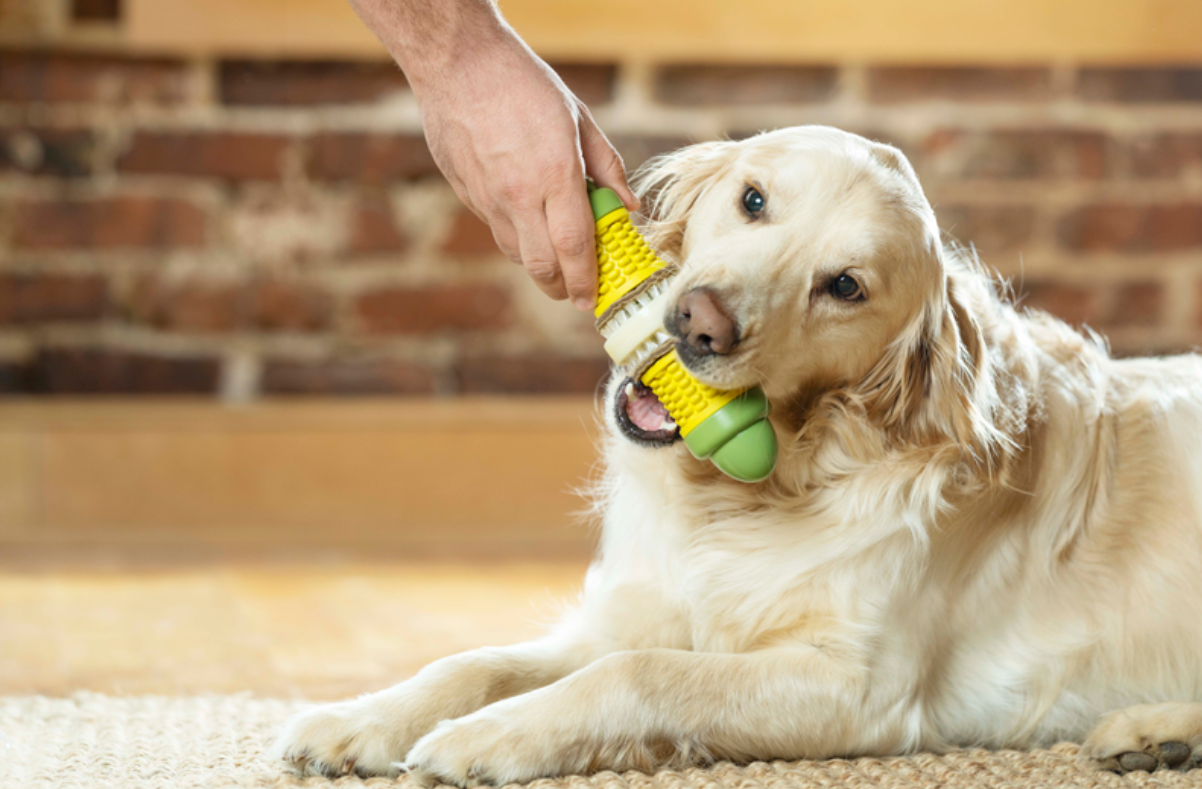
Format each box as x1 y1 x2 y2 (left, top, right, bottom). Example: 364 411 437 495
588 184 778 482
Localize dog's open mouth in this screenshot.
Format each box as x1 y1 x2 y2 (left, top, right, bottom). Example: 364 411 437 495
614 377 682 447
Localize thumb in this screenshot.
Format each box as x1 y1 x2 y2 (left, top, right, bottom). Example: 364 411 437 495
579 114 640 212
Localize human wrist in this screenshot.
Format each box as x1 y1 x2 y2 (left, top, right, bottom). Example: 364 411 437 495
388 3 518 96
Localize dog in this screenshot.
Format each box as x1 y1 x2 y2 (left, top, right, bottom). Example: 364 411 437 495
274 125 1202 784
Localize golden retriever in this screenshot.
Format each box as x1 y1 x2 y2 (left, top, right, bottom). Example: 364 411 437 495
274 125 1202 783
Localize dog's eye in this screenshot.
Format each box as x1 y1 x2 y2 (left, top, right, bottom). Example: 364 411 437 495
741 186 765 218
830 274 863 301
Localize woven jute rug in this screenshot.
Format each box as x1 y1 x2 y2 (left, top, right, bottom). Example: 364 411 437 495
3 694 1201 789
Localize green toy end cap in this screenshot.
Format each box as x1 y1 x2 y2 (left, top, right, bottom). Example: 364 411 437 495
681 387 778 482
588 186 625 221
709 420 778 482
682 387 771 460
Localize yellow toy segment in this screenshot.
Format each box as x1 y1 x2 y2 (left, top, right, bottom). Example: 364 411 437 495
594 207 669 318
640 350 740 437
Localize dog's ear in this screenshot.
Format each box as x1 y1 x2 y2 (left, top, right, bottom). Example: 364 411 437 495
928 278 1002 467
630 141 736 263
857 269 1009 473
869 142 914 179
855 303 937 440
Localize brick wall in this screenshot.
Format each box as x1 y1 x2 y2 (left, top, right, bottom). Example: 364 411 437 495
2 50 1201 396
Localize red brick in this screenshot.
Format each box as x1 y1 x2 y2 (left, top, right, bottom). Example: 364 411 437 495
1145 206 1202 251
1078 67 1202 103
868 67 1051 103
261 358 435 395
349 198 408 254
355 284 512 334
441 209 499 257
1018 282 1098 326
654 65 837 106
127 278 241 333
923 129 1112 180
12 196 206 250
1104 282 1163 328
118 131 294 182
0 127 96 177
27 349 220 394
219 60 408 106
1127 133 1202 178
71 0 120 21
937 205 1036 254
0 51 191 104
456 355 611 394
309 133 439 183
546 63 617 106
0 274 108 324
0 361 27 393
249 280 333 331
126 278 333 333
216 60 615 108
1057 203 1202 252
1020 280 1165 329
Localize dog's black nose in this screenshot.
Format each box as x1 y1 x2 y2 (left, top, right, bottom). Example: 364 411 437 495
674 288 738 356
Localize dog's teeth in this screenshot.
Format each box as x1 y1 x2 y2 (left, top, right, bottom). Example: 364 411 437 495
625 383 635 397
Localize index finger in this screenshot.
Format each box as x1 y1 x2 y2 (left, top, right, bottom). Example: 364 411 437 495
545 184 599 313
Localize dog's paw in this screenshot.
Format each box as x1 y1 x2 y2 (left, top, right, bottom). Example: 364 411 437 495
272 700 409 778
404 707 567 788
1082 702 1202 774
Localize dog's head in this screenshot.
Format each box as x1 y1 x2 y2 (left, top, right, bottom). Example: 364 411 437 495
610 126 1004 473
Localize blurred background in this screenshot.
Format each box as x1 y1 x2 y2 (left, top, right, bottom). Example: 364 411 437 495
1 0 1201 698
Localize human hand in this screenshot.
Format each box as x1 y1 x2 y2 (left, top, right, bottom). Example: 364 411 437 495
413 34 639 311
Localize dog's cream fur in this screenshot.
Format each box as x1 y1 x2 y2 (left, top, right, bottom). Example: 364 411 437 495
275 126 1202 784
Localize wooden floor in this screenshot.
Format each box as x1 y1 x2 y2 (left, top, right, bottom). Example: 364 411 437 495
0 561 589 700
1 402 597 700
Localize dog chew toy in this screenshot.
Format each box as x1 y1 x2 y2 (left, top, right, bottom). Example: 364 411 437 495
588 183 778 482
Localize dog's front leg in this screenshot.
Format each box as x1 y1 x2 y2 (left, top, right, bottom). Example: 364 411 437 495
405 645 878 787
274 634 601 778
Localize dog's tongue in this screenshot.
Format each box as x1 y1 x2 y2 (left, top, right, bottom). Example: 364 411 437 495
627 387 672 432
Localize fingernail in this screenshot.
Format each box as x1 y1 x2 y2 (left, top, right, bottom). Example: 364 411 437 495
573 297 594 312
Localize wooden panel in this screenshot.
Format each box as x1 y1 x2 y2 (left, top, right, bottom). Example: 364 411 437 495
0 433 36 537
124 0 1202 64
125 0 377 58
0 398 601 556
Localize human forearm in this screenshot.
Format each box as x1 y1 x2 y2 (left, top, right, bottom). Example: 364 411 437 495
346 0 638 310
346 0 511 92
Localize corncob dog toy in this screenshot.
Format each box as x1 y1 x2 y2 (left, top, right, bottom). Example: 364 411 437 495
588 183 778 482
